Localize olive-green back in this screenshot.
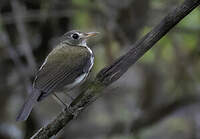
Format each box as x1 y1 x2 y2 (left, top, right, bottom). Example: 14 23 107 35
33 43 92 100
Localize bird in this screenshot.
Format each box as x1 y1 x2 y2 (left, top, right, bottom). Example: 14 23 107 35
16 30 98 121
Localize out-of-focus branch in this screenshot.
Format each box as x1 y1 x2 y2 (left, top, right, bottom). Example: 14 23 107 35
104 95 200 137
0 14 32 92
31 0 200 138
1 10 72 24
130 95 200 133
11 0 37 73
1 4 101 25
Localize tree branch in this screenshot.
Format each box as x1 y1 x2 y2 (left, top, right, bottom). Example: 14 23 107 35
31 0 200 138
0 14 32 93
130 95 200 133
11 0 37 73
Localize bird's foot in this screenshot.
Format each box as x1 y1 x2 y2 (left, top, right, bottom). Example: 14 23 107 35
65 93 75 101
66 105 84 119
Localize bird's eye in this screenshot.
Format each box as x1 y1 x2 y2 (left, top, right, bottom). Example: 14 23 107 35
72 33 79 39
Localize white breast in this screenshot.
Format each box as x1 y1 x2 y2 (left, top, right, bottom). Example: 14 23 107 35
81 41 94 71
86 46 94 71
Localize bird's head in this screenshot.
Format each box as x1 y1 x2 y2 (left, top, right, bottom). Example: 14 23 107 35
61 30 99 47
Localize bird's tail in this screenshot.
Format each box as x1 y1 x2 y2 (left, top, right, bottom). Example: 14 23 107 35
16 89 41 121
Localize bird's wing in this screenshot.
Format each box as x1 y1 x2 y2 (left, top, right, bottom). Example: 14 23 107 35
33 45 92 100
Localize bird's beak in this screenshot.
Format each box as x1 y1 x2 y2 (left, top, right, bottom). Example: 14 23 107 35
84 32 99 39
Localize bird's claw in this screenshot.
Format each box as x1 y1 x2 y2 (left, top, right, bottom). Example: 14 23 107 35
66 106 84 119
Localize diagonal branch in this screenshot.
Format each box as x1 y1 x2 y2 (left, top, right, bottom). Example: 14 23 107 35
130 95 200 133
31 0 200 138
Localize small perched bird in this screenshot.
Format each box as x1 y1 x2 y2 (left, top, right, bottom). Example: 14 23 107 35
16 30 98 121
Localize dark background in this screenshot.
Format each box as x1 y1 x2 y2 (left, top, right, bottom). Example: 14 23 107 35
0 0 200 139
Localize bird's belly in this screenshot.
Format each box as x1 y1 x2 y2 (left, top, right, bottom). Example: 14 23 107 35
63 73 88 90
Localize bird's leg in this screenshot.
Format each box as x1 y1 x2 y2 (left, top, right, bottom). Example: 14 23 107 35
52 93 78 118
61 89 75 101
53 91 81 119
64 92 75 101
52 93 68 108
